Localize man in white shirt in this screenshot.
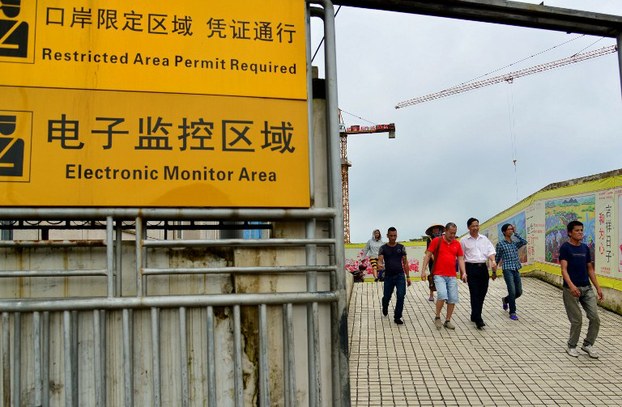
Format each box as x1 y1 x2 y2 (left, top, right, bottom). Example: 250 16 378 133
461 218 497 329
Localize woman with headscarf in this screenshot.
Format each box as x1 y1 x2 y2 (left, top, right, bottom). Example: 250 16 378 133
364 229 384 281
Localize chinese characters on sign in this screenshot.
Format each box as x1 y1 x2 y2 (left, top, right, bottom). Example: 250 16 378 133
48 114 296 154
1 0 307 99
45 6 296 44
596 190 614 275
0 0 310 207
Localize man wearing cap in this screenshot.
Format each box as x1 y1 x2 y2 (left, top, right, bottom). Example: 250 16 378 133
461 218 497 330
425 224 445 301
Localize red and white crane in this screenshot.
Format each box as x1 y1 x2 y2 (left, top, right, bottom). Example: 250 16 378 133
339 112 395 243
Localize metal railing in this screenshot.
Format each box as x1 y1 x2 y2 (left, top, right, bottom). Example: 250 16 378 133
0 209 342 406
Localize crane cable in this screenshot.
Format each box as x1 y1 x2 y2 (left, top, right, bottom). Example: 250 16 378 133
457 34 587 87
311 6 342 63
505 82 519 201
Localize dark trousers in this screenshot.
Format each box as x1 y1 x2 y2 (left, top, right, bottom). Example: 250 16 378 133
382 273 406 319
466 263 489 323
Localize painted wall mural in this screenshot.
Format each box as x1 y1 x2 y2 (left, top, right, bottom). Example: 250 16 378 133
346 176 622 287
545 194 595 264
497 211 527 264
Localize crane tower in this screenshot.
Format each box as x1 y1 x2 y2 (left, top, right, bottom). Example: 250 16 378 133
340 117 395 243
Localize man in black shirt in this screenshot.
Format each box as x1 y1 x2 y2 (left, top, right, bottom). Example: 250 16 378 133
378 227 411 324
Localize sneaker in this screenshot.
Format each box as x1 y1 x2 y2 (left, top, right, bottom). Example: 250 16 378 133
428 296 435 302
444 320 455 330
475 320 485 330
581 345 599 359
394 318 404 325
502 297 508 311
434 317 442 330
566 347 579 357
509 313 519 321
382 307 388 316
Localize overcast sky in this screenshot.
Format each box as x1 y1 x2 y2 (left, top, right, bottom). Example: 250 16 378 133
310 0 622 243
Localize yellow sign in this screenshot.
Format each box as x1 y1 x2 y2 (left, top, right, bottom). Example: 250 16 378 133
0 87 310 207
0 0 307 99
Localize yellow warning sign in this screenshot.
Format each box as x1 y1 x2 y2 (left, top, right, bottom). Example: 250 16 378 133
1 87 310 207
0 0 307 100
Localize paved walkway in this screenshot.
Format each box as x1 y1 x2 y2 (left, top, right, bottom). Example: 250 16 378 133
348 277 622 406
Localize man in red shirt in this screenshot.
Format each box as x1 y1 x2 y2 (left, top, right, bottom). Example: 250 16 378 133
421 223 467 330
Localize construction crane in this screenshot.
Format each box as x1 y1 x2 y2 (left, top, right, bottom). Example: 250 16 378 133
395 44 617 109
340 112 395 244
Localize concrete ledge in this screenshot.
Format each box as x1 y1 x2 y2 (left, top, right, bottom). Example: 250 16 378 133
526 271 622 315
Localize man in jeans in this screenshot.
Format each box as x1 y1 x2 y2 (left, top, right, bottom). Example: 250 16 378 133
495 223 528 320
560 220 603 358
378 227 411 325
421 223 466 330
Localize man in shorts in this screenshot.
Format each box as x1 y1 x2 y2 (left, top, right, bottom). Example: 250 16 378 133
421 222 467 330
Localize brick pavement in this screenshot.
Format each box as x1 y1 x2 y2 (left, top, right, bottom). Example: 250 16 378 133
348 277 622 406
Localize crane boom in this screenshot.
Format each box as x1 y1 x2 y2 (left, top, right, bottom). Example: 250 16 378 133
395 45 617 109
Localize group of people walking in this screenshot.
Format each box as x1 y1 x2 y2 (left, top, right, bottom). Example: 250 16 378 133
366 219 604 358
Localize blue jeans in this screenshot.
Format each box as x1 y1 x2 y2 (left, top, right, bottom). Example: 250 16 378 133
563 286 600 348
382 273 406 319
502 269 523 314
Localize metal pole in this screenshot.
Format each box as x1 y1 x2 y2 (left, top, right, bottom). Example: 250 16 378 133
316 1 350 405
618 33 622 99
151 308 161 407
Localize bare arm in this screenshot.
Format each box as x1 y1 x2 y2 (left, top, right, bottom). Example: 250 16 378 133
458 256 467 283
487 239 497 271
402 254 411 286
488 253 498 279
587 262 603 301
421 251 432 279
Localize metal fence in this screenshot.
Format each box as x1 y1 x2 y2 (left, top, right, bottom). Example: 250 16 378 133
0 207 346 406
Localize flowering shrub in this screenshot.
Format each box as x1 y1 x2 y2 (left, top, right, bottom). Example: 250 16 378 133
345 250 419 277
345 250 372 275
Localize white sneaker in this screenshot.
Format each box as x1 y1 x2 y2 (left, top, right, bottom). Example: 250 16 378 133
566 347 579 357
581 345 599 359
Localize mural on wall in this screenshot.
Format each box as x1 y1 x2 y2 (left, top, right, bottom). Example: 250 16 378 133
545 194 595 264
618 190 622 275
497 211 527 263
